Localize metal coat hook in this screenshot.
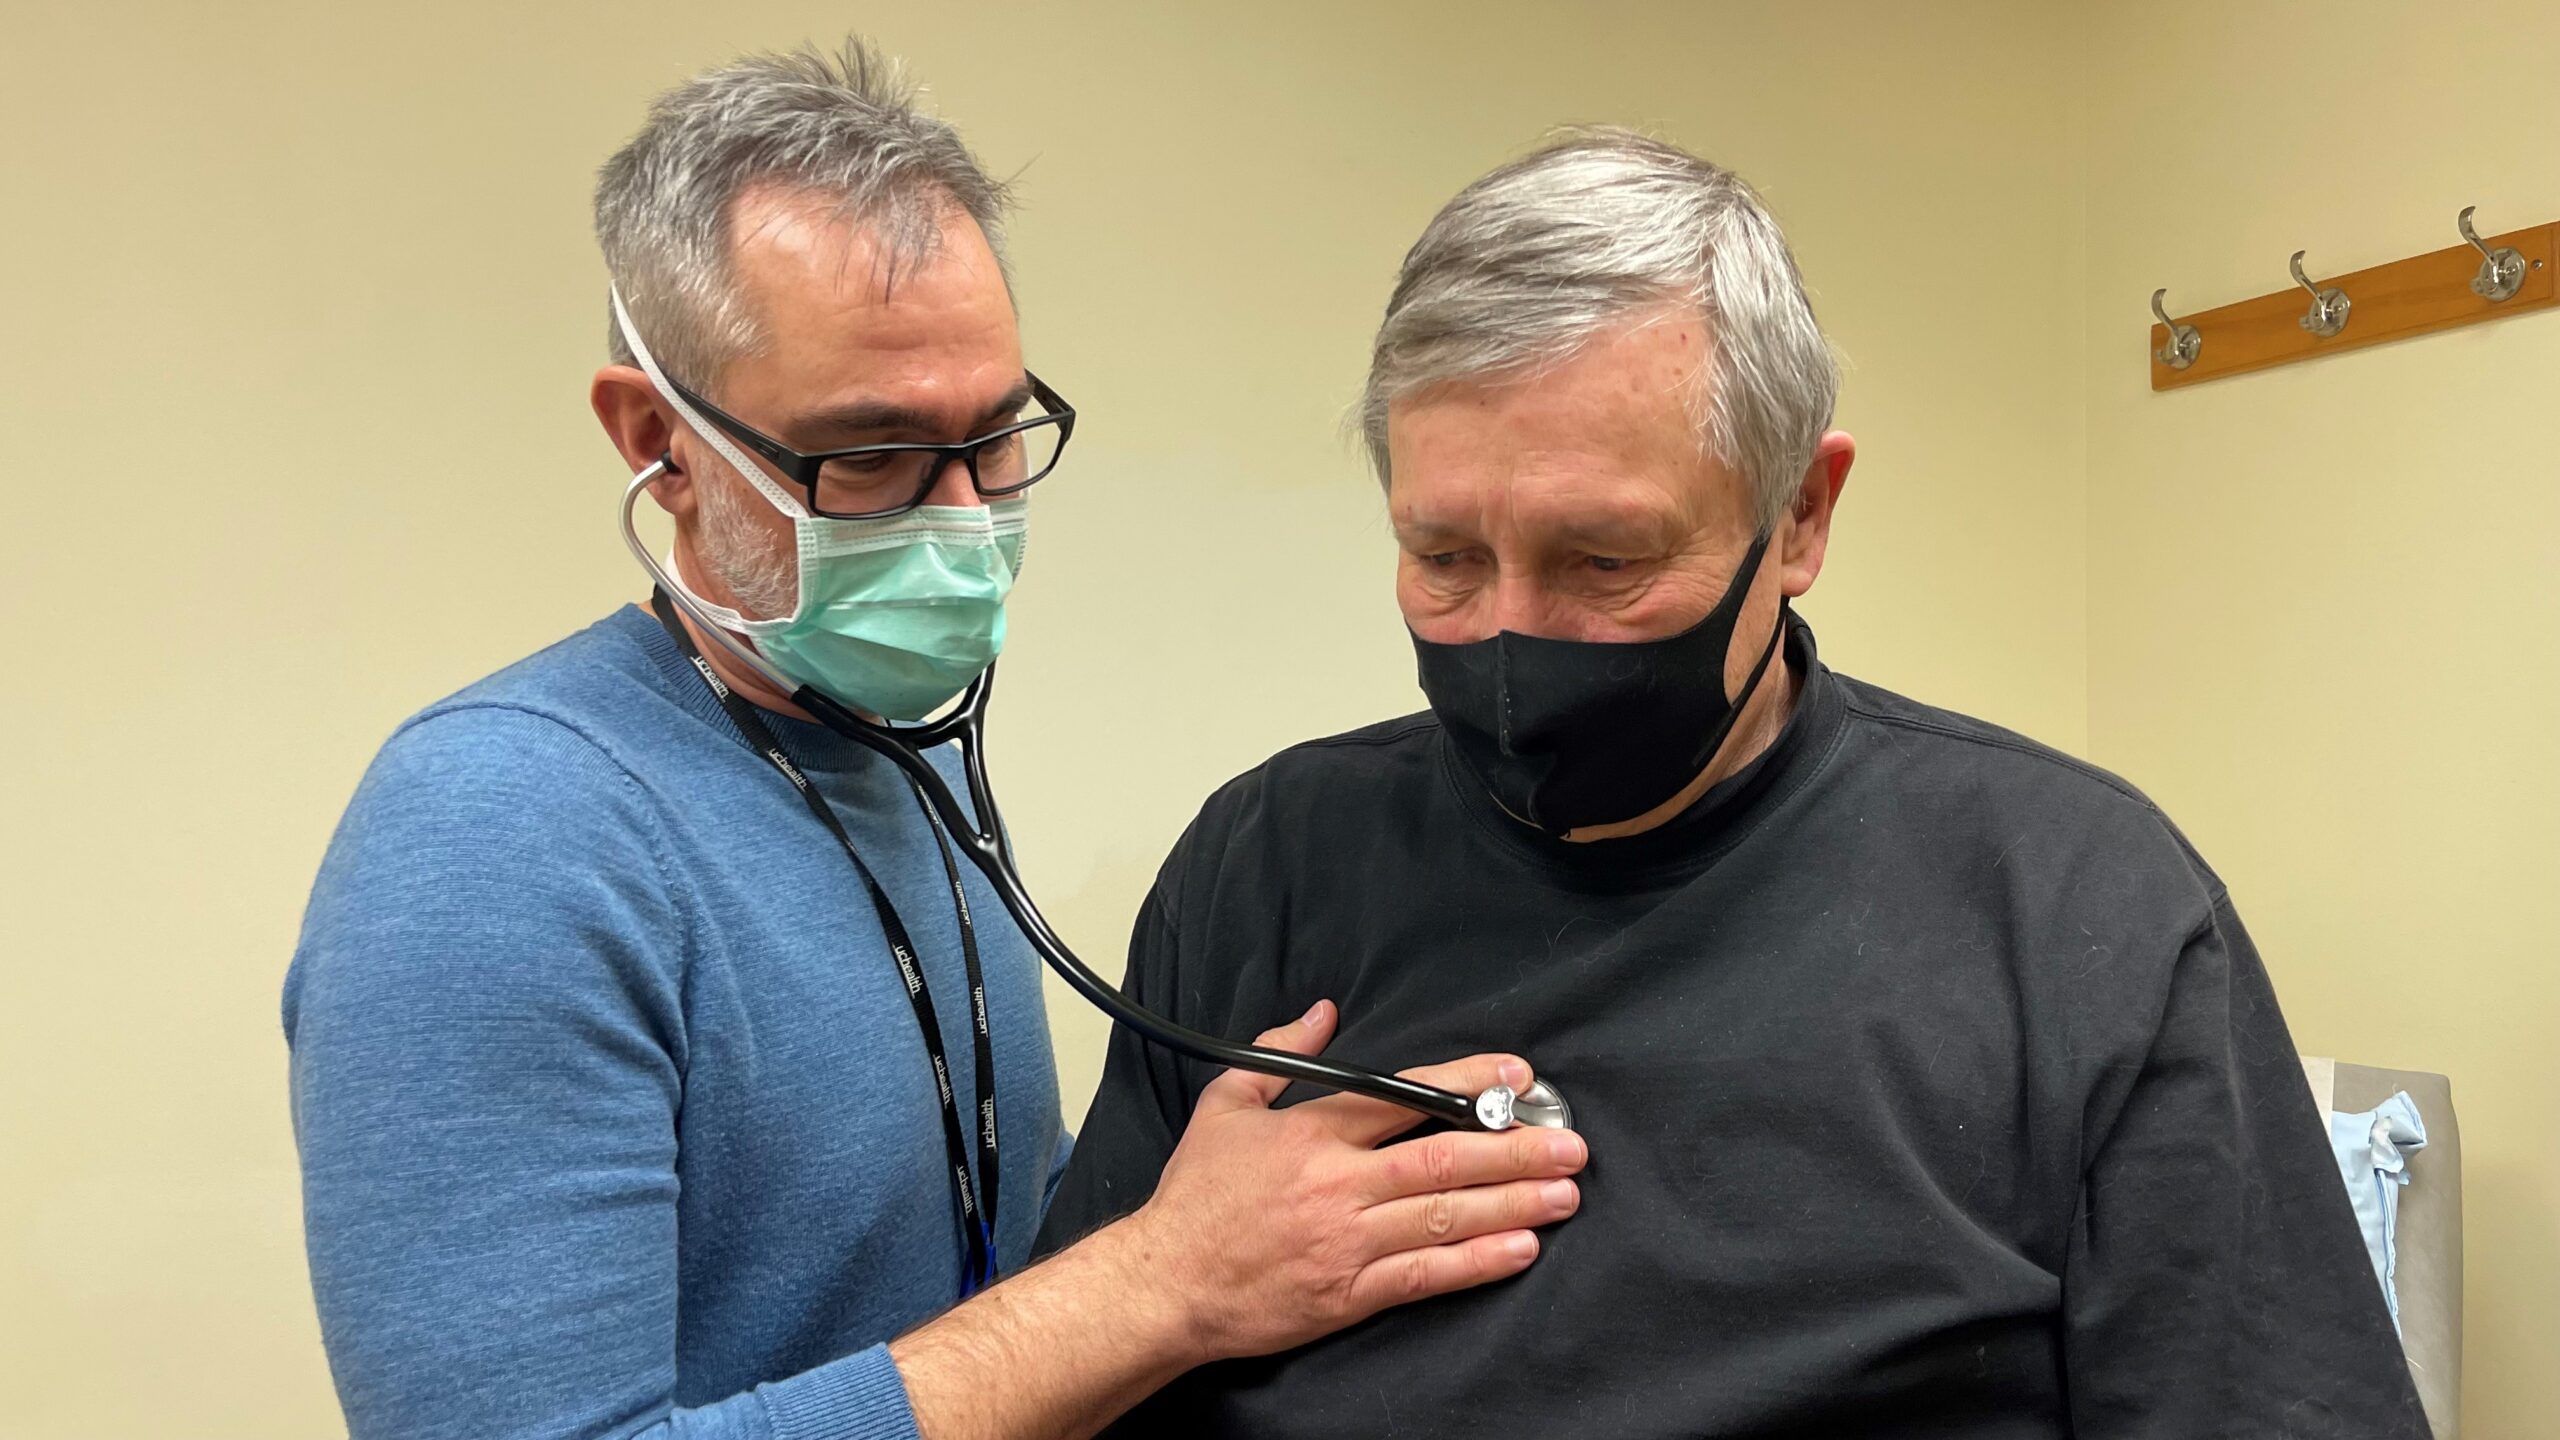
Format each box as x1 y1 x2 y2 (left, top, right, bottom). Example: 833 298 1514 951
2458 206 2527 302
2289 251 2351 336
2150 286 2211 366
2149 288 2201 369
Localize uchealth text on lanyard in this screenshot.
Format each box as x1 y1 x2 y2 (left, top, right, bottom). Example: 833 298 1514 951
650 590 1002 1298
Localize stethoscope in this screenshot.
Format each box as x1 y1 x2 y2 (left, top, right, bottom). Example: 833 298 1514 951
620 459 1572 1134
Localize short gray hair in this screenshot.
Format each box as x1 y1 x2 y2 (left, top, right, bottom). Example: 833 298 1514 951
593 37 1011 391
1360 128 1838 527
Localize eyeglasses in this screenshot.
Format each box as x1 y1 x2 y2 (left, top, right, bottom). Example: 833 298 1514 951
663 371 1076 520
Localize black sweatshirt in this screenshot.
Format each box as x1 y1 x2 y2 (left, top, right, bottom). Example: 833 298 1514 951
1037 620 2429 1439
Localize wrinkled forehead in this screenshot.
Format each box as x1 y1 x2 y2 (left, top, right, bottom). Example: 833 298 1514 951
730 185 1011 334
1384 316 1754 540
719 183 1022 410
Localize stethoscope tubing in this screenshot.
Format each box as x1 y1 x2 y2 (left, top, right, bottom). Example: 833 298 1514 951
619 464 1491 1131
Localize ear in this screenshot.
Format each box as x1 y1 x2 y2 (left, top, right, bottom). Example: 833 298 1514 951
591 365 699 521
1776 430 1854 600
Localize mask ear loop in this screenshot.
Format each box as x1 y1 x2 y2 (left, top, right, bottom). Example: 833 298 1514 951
1687 529 1790 772
619 456 801 695
610 285 811 521
1604 534 1788 835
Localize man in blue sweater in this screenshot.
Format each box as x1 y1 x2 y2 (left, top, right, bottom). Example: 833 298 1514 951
283 39 1587 1440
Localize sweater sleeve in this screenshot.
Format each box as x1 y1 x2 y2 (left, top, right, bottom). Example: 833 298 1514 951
2060 892 2430 1440
284 706 919 1440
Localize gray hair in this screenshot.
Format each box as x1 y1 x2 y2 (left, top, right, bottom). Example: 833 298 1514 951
593 37 1011 391
1360 128 1838 527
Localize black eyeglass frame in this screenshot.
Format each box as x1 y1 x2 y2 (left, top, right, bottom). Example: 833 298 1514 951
662 371 1077 519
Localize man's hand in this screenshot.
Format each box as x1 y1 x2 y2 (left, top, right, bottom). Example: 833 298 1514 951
1113 999 1587 1364
890 1001 1583 1440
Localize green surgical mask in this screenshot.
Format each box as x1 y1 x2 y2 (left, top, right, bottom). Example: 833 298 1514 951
672 500 1026 722
614 292 1028 721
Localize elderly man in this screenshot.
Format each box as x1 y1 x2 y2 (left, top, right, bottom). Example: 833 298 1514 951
1038 131 2429 1438
284 41 1585 1440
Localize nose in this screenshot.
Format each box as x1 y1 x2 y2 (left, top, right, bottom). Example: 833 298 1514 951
923 451 983 509
1487 574 1552 637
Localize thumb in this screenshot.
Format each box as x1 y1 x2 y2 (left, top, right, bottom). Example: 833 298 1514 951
1195 998 1336 1115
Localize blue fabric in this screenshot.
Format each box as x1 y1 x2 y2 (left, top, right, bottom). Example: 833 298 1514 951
285 605 1068 1440
2327 1092 2427 1333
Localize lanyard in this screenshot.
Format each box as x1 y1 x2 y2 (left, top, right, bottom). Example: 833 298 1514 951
650 591 1001 1297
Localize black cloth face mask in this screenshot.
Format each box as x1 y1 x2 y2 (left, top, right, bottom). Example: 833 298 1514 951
1413 531 1784 837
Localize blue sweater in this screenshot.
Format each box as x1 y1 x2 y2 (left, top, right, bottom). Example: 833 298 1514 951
285 606 1068 1440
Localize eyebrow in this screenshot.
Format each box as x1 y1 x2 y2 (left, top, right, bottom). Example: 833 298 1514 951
794 378 1037 445
1546 512 1679 550
1391 509 1677 549
1388 515 1475 549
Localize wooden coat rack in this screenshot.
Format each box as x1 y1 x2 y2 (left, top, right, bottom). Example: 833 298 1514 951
2147 208 2558 390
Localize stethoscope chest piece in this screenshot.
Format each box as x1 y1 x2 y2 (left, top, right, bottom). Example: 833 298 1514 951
1474 1080 1574 1131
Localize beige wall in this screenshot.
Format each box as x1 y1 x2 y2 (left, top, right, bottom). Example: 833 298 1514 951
6 0 2537 1434
2081 3 2560 1431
